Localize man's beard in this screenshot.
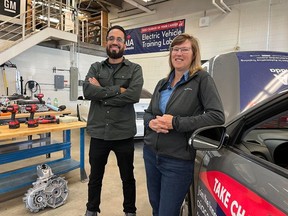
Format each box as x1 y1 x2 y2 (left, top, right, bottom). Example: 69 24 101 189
106 45 125 59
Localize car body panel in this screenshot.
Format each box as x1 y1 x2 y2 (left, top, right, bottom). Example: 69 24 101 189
196 149 288 216
183 90 288 216
203 51 288 122
134 98 150 138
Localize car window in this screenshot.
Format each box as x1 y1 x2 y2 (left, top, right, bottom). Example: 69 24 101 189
256 114 288 129
243 111 288 169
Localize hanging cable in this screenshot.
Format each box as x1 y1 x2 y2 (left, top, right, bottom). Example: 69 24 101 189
24 80 42 98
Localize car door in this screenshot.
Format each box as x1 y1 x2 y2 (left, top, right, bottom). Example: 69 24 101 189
188 92 288 216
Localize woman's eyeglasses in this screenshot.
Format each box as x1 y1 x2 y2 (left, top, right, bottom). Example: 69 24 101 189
170 47 191 54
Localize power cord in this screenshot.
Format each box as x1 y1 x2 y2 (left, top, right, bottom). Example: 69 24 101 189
24 80 41 95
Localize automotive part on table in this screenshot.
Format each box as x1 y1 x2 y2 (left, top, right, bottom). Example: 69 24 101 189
23 164 69 212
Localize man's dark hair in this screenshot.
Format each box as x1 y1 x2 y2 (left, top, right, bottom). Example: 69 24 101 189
107 25 127 42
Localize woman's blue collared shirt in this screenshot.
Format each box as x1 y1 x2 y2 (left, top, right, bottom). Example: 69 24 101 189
159 71 189 114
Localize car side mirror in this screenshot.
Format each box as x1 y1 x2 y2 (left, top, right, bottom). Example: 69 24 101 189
189 126 226 150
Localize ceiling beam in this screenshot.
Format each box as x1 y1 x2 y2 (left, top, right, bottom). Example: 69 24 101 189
97 0 123 10
96 1 110 12
110 10 156 23
124 0 154 13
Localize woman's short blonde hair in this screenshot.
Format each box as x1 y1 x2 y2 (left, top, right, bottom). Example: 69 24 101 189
169 33 202 76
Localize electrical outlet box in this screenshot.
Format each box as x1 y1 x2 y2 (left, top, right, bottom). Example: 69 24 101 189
199 16 210 27
54 75 64 89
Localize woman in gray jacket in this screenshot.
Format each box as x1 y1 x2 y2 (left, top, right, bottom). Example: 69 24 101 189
143 33 225 216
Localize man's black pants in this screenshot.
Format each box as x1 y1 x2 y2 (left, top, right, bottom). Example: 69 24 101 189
86 137 136 214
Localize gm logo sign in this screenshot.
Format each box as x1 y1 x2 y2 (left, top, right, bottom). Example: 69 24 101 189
0 0 20 17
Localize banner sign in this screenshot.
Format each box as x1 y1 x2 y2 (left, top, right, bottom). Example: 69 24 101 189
237 51 288 111
125 19 185 55
0 0 21 18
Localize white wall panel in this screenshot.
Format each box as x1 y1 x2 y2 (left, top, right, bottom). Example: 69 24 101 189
2 46 105 114
122 0 288 93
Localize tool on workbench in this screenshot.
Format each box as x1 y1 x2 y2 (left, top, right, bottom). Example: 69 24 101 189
35 93 44 104
45 103 60 111
38 115 60 124
59 115 78 123
25 104 39 128
45 104 66 112
58 105 66 111
7 104 20 129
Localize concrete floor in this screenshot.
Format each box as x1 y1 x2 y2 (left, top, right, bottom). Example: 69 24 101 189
0 129 152 216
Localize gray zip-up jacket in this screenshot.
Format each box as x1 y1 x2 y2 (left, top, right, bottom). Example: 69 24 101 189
144 70 225 160
83 58 144 140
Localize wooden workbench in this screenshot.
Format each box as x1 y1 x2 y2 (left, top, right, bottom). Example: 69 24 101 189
0 121 85 140
0 121 87 194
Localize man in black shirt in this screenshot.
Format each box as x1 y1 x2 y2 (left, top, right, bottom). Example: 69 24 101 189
83 25 144 216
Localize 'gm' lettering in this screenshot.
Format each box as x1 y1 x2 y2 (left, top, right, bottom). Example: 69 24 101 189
4 0 17 13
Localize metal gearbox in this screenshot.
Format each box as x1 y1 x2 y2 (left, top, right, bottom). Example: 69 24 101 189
23 164 69 212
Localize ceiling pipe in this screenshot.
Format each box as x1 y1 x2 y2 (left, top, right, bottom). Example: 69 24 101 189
110 0 156 23
220 0 231 12
212 0 227 14
124 0 155 13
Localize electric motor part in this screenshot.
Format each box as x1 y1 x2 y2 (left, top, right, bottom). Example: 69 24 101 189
23 187 47 212
44 177 69 208
23 164 69 212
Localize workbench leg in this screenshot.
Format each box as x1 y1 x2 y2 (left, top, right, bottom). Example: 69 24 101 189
43 132 51 158
63 130 71 159
80 127 87 182
28 135 32 149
